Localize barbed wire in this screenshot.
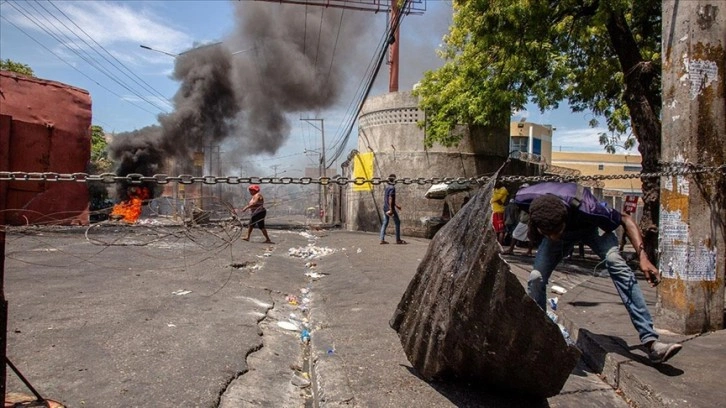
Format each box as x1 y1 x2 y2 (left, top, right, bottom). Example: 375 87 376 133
1 162 724 187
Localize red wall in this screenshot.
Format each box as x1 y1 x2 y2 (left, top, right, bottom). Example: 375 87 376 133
0 71 92 226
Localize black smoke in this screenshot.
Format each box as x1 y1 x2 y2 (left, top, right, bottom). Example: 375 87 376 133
109 2 374 195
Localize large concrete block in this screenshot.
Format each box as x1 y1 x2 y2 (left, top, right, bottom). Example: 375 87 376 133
390 175 580 398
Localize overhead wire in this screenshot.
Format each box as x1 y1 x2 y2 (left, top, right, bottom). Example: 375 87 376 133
314 7 325 67
325 8 345 85
45 0 172 108
324 24 389 164
0 13 159 116
325 1 411 168
5 0 170 114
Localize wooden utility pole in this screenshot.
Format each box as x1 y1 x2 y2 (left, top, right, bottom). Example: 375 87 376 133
255 0 425 92
658 1 725 333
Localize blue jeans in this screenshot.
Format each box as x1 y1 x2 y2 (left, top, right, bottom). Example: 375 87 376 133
380 211 400 242
528 226 658 345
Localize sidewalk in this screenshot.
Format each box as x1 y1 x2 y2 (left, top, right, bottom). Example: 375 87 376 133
552 260 725 407
309 230 725 407
485 250 726 408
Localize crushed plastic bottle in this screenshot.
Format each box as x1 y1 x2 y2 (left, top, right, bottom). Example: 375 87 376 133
546 310 558 323
557 323 576 346
548 297 559 311
300 329 311 343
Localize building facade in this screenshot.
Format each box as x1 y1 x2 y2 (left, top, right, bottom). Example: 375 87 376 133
509 121 554 164
551 151 644 194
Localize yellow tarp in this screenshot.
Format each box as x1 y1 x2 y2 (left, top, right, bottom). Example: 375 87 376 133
352 152 374 192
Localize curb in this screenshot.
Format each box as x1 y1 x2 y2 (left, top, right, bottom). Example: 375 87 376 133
557 279 674 408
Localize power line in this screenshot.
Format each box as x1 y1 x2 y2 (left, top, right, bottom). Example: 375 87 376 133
313 7 324 68
0 13 159 116
45 0 172 108
325 8 345 86
5 0 170 114
326 0 411 167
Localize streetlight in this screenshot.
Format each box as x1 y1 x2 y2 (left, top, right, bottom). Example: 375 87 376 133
139 44 178 58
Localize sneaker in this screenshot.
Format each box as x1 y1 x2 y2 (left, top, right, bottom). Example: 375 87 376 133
648 341 682 364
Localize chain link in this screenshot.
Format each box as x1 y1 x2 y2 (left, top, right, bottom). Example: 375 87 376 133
1 163 723 186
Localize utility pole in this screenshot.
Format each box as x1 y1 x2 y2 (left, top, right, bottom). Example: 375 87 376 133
301 118 326 222
269 164 281 207
659 1 725 333
254 0 426 92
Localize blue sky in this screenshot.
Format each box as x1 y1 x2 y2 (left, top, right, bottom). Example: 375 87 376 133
0 0 614 177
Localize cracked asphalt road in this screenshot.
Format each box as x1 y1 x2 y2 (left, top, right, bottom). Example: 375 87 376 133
4 224 315 407
4 224 630 407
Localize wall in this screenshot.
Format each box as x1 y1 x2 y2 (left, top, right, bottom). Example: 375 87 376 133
0 71 91 225
551 151 644 193
347 91 511 238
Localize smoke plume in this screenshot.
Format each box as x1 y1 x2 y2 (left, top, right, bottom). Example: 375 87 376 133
110 2 373 196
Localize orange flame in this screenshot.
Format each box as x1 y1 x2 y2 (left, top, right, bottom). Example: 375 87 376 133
111 187 149 223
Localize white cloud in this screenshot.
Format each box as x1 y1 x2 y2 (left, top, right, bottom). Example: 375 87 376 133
551 126 639 153
62 2 191 51
3 1 193 57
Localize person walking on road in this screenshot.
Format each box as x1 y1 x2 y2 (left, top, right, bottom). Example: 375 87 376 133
516 182 682 364
490 181 509 246
239 184 274 244
380 174 406 245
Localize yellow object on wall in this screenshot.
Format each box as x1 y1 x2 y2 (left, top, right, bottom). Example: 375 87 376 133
352 152 375 192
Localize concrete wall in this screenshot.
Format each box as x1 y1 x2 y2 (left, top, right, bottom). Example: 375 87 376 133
347 91 510 238
551 151 644 193
0 71 91 226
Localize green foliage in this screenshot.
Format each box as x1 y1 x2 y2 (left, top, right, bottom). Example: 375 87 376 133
89 125 114 175
414 0 661 151
90 125 111 167
0 59 35 77
88 125 114 221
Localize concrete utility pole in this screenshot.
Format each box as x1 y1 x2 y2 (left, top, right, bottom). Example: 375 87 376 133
658 1 725 334
254 0 426 92
301 118 326 222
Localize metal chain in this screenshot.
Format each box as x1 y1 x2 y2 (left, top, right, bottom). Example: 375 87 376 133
1 163 724 186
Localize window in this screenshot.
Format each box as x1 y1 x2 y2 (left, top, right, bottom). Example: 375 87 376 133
510 136 528 153
532 138 542 155
624 165 642 172
598 164 604 171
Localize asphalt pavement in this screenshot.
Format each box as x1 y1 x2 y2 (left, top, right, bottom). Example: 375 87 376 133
3 224 725 407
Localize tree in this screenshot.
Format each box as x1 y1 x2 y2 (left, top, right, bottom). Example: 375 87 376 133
414 0 662 255
91 125 113 172
0 59 35 77
88 125 114 221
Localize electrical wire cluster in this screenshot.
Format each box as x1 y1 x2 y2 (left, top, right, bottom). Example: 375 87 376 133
1 0 172 116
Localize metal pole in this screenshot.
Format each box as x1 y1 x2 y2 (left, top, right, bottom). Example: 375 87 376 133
300 118 325 222
321 119 327 223
1 227 6 398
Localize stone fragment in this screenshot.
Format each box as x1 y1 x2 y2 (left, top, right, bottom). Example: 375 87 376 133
390 176 580 398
